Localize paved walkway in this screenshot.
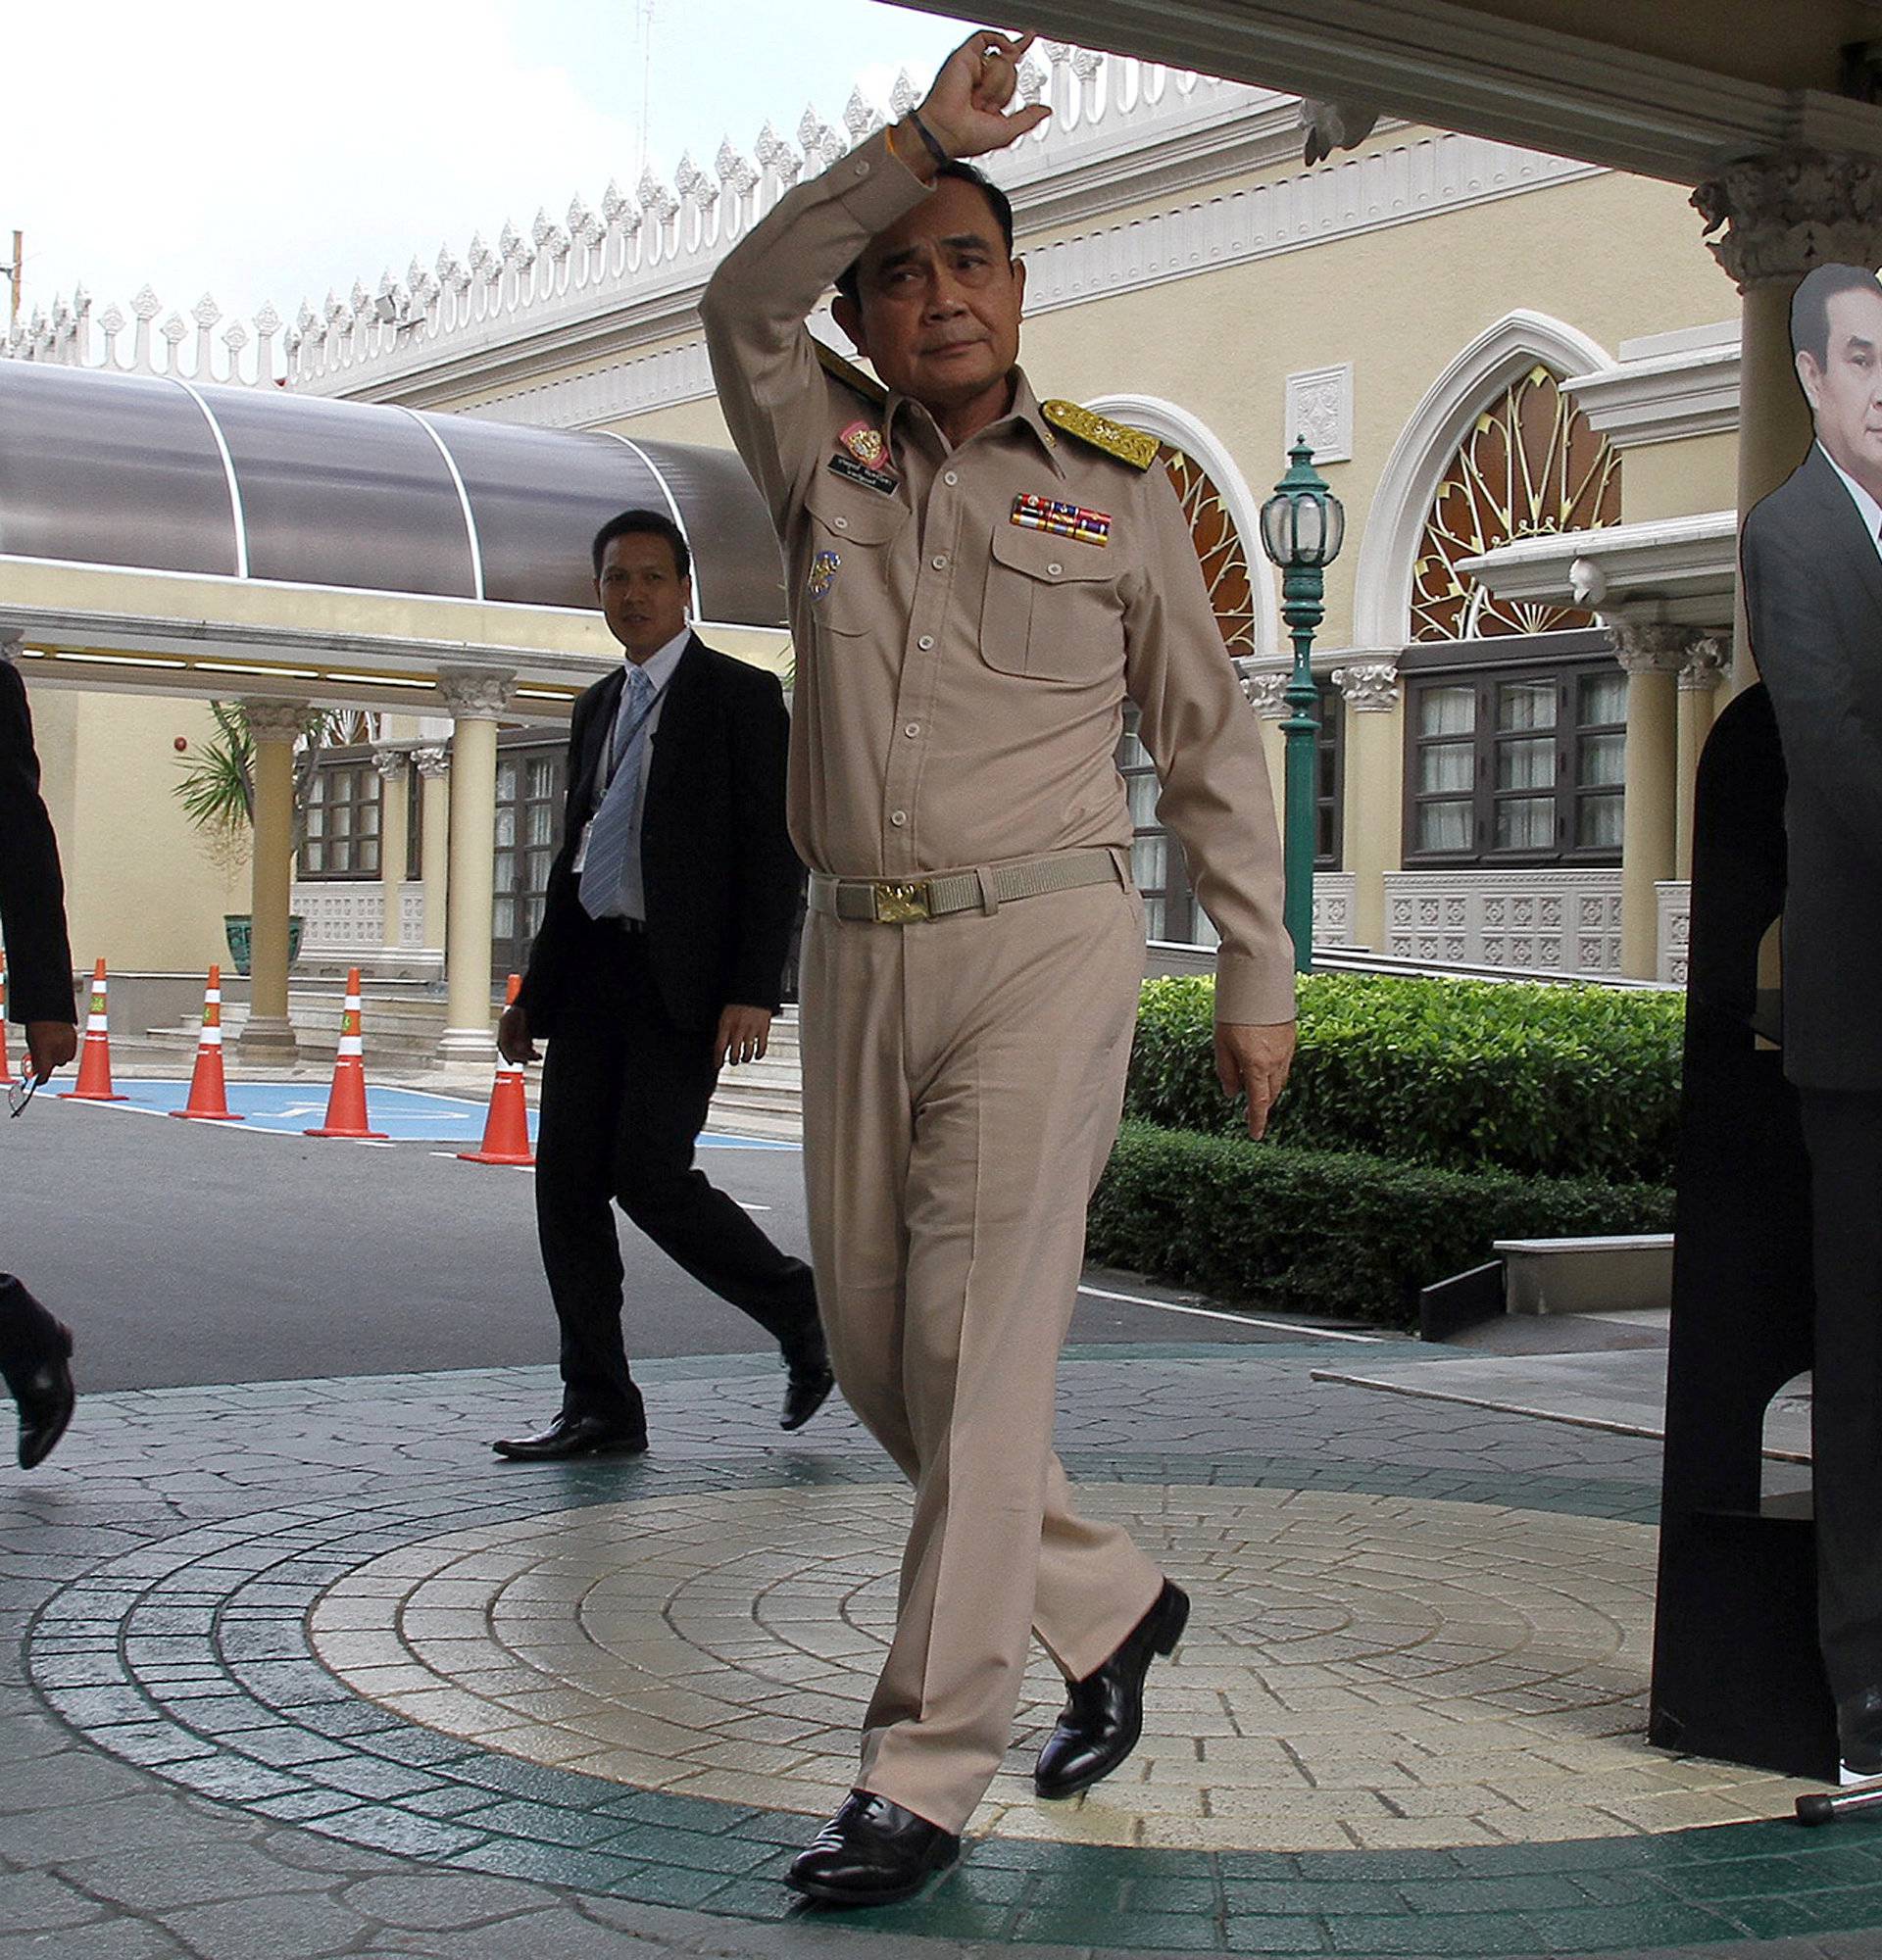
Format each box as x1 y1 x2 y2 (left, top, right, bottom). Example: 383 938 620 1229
8 1340 1882 1959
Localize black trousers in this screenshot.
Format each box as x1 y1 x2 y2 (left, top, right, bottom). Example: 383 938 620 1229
1800 1087 1882 1704
0 1274 63 1397
534 926 818 1427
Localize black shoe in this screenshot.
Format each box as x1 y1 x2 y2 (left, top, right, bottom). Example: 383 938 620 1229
492 1412 648 1461
15 1321 74 1471
780 1337 835 1433
785 1789 960 1907
1839 1688 1882 1783
1033 1580 1189 1800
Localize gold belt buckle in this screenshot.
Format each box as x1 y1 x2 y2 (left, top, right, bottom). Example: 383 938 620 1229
871 880 932 923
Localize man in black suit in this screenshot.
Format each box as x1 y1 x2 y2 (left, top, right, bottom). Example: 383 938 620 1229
1740 260 1882 1781
0 655 79 1468
492 509 831 1460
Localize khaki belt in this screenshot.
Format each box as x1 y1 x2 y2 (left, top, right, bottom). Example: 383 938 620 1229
808 848 1120 924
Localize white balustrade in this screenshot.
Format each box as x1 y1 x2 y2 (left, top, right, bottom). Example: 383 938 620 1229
1312 872 1358 948
1 51 1251 393
1656 880 1691 987
1383 869 1624 975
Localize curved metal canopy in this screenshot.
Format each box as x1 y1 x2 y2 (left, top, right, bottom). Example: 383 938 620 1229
0 361 786 627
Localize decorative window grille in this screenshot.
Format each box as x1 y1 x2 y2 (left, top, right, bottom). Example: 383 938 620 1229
1410 366 1620 641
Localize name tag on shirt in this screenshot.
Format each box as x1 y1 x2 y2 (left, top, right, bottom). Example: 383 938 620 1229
826 453 899 496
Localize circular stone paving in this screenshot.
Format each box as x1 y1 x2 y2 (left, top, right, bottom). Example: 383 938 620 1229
310 1482 1813 1852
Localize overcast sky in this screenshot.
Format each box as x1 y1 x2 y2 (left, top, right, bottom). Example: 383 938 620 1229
8 1 977 332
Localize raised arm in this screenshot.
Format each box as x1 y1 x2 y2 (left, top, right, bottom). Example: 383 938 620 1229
699 28 1049 521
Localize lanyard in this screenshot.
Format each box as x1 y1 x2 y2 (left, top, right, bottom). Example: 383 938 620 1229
601 670 669 791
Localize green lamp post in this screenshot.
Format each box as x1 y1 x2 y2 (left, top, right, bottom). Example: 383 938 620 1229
1259 437 1346 972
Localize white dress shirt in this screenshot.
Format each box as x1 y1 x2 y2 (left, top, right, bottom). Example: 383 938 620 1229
582 624 689 921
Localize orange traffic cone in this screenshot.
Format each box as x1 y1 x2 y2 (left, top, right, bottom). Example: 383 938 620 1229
0 953 13 1088
172 965 243 1121
304 968 387 1140
59 959 127 1102
459 974 534 1166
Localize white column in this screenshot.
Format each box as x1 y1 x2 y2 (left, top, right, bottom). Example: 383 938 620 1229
237 697 309 1060
434 669 515 1060
411 745 451 954
371 746 411 955
1331 660 1402 954
1612 624 1685 982
1240 670 1289 838
1675 635 1728 881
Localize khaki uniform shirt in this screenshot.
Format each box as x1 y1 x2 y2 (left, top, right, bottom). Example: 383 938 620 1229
701 127 1294 1025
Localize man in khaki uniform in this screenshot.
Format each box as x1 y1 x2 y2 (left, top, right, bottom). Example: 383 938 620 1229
702 27 1296 1906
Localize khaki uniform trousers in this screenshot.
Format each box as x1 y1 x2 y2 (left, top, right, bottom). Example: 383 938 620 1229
800 874 1165 1834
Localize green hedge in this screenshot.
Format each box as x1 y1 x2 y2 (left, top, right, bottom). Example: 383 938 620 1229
1127 972 1684 1186
1089 1119 1675 1329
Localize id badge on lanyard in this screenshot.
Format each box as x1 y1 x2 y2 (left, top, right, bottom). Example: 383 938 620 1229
570 672 666 870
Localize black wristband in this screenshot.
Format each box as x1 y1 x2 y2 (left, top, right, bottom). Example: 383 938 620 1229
906 108 951 170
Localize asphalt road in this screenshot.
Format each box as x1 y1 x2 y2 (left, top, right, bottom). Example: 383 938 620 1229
2 1089 1347 1396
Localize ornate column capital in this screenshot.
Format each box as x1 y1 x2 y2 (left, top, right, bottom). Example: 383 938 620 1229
1331 660 1400 712
1677 634 1729 693
1239 669 1289 719
370 743 412 781
435 666 516 719
1610 620 1701 676
1692 149 1882 290
410 743 452 780
239 697 312 743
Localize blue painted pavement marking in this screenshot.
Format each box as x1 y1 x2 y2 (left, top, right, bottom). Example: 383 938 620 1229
96 1081 799 1150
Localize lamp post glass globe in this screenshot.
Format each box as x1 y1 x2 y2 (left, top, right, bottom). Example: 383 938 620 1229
1258 437 1345 972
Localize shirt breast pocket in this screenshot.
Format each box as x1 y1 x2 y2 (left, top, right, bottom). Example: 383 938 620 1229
804 494 909 639
979 522 1121 682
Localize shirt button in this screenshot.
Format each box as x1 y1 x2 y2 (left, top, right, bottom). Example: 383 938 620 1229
917 634 934 650
943 470 958 486
833 516 849 531
890 809 908 826
853 161 870 177
931 554 948 569
1047 562 1063 576
904 722 920 738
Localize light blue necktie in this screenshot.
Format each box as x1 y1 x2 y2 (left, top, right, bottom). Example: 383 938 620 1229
578 665 656 920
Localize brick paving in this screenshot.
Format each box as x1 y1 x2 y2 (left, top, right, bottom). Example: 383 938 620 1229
8 1343 1882 1958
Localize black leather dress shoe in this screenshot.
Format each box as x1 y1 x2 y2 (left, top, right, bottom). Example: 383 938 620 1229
1840 1688 1882 1783
785 1788 960 1906
492 1412 648 1461
1034 1579 1189 1800
780 1340 835 1433
15 1321 74 1471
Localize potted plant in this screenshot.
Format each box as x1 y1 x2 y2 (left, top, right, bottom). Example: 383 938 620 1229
173 703 356 974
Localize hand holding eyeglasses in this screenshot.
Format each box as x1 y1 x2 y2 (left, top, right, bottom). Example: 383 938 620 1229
9 1019 77 1114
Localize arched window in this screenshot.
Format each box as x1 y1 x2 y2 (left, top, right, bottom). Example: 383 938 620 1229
1400 368 1625 865
1411 364 1619 641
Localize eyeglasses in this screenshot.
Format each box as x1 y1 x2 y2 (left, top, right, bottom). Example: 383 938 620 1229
7 1075 38 1117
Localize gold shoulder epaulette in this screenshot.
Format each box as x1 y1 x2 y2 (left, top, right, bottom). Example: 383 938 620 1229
1041 400 1161 470
815 339 887 406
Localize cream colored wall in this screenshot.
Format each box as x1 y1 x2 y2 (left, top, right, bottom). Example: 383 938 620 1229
1016 168 1732 650
597 393 733 447
27 684 249 973
1618 432 1739 523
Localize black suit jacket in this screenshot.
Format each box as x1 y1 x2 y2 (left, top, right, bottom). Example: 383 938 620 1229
0 662 76 1028
1740 444 1882 1090
515 634 801 1035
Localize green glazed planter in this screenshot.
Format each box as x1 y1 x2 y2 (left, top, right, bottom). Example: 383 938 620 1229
223 914 305 977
